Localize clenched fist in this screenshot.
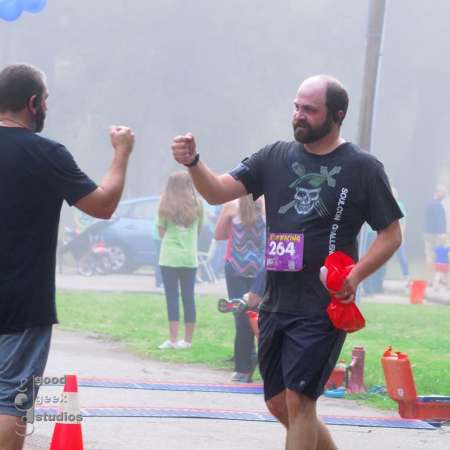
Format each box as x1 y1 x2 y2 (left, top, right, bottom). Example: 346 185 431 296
110 126 135 156
171 133 197 166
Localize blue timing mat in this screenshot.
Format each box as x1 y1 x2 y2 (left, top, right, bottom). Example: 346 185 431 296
59 378 264 395
35 406 436 430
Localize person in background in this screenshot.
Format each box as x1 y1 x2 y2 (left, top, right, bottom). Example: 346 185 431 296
361 227 386 296
424 185 448 278
199 201 216 251
432 234 450 291
245 268 267 309
195 200 217 283
206 204 227 279
158 171 203 349
392 188 410 286
215 195 265 382
363 187 409 295
151 217 163 288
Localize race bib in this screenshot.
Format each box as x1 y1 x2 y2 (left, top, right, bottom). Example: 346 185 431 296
265 232 304 272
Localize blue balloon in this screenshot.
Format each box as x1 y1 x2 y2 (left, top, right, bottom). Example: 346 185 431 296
20 0 46 13
0 0 23 22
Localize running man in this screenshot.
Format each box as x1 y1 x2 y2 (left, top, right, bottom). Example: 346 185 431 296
171 75 402 450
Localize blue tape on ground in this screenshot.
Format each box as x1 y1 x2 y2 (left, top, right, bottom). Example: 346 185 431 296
320 415 436 430
34 407 436 429
62 378 264 395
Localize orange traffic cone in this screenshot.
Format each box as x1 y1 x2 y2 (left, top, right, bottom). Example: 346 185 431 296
49 374 84 450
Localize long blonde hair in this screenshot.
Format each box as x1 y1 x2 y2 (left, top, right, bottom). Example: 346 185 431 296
159 171 203 227
238 195 262 227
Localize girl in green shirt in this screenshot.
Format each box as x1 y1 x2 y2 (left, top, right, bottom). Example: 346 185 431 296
158 172 203 349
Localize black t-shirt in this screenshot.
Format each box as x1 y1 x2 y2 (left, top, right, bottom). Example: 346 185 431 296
230 141 403 315
0 127 97 334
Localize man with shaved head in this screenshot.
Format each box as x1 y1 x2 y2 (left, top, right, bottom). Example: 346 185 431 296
171 75 402 449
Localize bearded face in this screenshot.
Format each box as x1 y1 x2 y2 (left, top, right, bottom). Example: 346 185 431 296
293 110 334 144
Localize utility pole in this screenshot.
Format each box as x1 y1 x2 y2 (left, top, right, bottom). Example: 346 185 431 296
357 0 388 295
357 0 387 153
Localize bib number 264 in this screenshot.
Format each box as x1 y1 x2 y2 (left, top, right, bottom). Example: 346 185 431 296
265 232 304 272
268 241 296 257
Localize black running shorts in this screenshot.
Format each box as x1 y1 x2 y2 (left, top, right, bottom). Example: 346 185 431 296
258 310 346 401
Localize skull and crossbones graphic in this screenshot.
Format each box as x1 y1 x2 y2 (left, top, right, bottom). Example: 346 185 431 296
278 163 341 217
294 187 322 215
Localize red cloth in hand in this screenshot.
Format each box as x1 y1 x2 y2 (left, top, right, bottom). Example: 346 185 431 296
324 251 365 333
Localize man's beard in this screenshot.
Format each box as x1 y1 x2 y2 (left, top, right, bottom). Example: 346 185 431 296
293 112 334 144
31 107 46 133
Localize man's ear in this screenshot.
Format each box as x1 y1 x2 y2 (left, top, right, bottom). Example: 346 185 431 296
335 110 345 124
28 94 39 112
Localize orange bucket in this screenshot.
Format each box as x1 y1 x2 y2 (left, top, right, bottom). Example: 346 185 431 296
409 280 427 304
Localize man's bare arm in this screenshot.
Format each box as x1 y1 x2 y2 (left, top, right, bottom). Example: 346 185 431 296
335 220 402 302
75 126 134 219
190 163 246 204
171 133 247 205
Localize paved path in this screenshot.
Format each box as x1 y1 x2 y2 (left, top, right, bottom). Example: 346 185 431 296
56 268 226 296
23 271 447 449
25 329 449 450
55 269 450 305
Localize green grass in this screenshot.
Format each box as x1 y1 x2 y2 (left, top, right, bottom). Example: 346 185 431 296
56 291 450 410
57 291 237 369
342 302 450 409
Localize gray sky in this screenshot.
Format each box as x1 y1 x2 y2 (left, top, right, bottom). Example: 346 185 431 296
1 0 449 260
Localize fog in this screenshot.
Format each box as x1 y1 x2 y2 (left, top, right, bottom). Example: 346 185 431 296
1 0 449 266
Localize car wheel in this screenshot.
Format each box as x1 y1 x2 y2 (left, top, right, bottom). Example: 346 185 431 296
95 253 113 275
77 253 95 277
108 243 131 273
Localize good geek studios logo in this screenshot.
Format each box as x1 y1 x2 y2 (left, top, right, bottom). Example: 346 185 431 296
14 375 83 437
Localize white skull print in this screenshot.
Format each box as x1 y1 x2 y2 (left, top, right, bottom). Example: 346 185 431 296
294 186 321 215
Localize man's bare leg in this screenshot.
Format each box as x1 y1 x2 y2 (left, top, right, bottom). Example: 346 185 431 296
0 415 26 450
265 390 289 428
285 389 339 450
317 419 339 450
